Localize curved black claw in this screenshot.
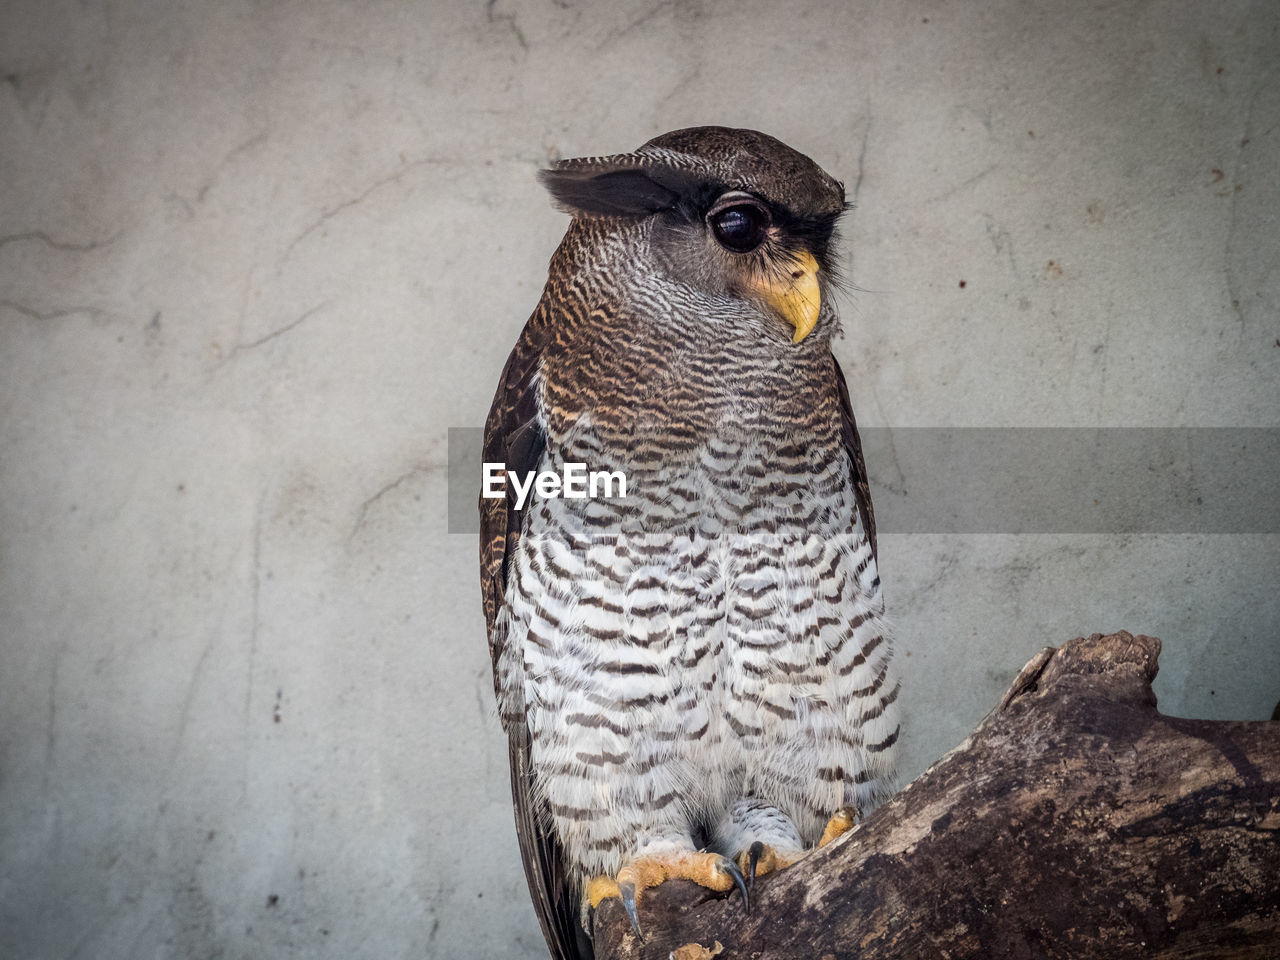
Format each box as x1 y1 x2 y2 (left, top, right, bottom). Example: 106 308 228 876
618 880 643 941
747 841 765 893
718 854 750 914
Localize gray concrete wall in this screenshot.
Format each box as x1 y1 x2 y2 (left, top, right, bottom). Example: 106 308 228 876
1 1 1276 957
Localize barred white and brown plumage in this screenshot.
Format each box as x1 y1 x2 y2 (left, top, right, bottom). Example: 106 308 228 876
480 127 899 960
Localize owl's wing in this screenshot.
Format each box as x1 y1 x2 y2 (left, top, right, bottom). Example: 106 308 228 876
832 354 877 559
480 320 544 651
480 320 591 960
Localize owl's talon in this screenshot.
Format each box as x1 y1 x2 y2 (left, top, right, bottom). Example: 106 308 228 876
736 841 801 883
746 840 765 891
717 854 750 913
619 880 643 940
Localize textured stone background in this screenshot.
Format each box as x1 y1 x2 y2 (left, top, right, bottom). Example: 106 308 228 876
1 1 1277 957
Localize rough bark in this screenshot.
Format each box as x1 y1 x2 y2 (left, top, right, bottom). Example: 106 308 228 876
593 632 1280 960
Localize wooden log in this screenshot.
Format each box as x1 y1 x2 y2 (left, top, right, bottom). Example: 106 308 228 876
593 632 1280 959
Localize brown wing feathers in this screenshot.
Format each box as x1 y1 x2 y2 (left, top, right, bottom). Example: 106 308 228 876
480 319 590 960
832 353 877 560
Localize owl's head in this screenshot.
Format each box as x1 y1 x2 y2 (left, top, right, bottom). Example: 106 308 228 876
539 126 848 344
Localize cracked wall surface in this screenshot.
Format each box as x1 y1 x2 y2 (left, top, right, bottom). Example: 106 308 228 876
1 1 1277 957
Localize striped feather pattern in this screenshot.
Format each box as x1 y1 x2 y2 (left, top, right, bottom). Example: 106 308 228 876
480 128 898 958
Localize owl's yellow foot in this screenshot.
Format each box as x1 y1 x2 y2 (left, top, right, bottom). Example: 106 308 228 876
818 804 860 847
738 840 802 890
586 851 748 939
585 874 620 908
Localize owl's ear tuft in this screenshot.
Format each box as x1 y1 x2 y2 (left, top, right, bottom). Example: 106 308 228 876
539 158 699 218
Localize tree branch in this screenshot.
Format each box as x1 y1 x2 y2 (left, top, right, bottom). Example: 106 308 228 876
593 632 1280 959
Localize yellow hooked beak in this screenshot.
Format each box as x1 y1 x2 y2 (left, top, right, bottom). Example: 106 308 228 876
748 250 822 343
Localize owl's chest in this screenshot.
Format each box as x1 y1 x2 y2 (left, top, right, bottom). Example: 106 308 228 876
510 521 879 778
535 423 852 546
516 515 869 674
542 322 837 447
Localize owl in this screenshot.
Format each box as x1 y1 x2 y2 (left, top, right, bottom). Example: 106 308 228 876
480 127 899 958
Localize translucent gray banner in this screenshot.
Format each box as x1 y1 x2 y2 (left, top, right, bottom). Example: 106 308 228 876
448 427 1279 534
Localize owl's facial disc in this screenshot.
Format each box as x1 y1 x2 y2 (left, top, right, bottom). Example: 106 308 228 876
706 192 823 343
746 250 822 343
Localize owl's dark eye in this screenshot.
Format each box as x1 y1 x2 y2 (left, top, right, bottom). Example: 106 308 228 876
708 200 770 253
